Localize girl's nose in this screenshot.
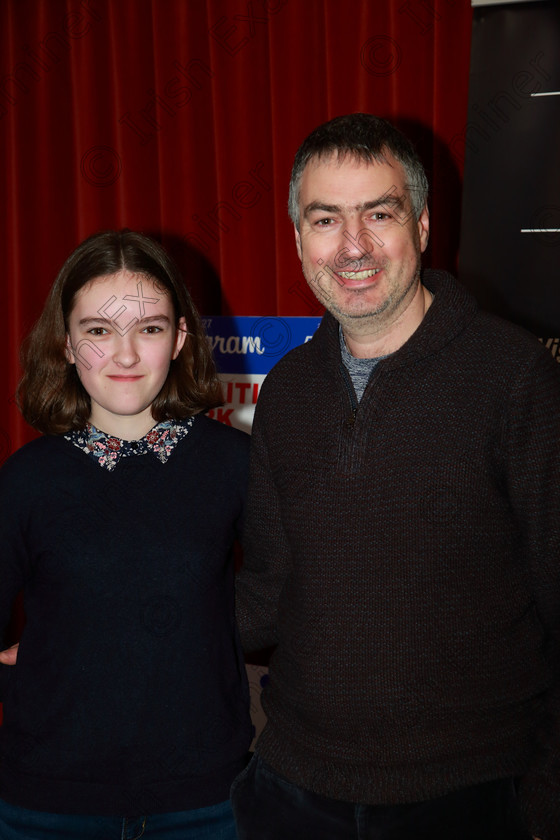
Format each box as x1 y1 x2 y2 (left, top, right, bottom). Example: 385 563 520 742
112 337 140 367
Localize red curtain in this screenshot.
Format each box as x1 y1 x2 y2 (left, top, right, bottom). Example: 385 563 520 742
0 0 472 457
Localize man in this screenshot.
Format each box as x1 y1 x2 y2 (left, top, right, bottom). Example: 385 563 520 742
231 114 558 839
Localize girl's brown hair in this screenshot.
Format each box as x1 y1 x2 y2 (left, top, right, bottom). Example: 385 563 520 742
18 229 223 434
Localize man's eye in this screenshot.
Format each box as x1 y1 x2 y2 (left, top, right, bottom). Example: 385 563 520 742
371 212 390 221
316 218 334 226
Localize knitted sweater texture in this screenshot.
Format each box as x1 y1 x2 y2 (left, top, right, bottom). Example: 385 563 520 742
236 271 560 840
0 415 252 816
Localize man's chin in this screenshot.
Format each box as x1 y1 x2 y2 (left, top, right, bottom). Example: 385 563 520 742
326 299 390 325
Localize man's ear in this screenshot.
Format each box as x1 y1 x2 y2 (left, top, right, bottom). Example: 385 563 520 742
417 206 430 254
172 317 188 360
294 225 302 261
65 334 76 364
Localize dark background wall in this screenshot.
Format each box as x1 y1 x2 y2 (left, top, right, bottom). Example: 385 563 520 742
459 0 560 357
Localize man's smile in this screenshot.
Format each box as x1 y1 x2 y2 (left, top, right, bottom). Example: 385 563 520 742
337 268 381 280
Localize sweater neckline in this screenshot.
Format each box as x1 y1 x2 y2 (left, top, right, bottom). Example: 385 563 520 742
316 271 478 373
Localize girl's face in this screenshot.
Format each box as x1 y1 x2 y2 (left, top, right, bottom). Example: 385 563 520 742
66 270 186 440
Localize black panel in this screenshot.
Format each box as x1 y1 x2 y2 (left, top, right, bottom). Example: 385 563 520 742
458 0 560 351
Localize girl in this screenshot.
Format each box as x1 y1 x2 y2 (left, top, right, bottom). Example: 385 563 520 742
0 230 252 839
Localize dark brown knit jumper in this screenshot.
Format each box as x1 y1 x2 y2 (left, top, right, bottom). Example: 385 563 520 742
236 271 560 840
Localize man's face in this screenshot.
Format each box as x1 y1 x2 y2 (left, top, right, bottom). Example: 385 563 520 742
294 152 429 335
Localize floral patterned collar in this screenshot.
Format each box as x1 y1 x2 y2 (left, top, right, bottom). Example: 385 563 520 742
64 418 194 472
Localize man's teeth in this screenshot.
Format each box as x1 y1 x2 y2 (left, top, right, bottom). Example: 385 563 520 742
338 269 380 280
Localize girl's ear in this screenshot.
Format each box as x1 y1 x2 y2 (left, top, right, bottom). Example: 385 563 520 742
172 317 188 360
65 334 76 364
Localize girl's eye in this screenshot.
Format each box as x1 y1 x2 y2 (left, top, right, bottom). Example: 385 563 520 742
87 327 108 336
142 325 163 334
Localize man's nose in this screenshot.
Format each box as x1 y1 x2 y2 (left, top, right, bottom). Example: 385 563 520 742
335 220 376 266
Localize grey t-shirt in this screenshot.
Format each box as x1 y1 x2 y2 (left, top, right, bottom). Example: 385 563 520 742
339 327 388 402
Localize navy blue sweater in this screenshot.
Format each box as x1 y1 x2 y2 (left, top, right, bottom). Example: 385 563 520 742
0 415 252 815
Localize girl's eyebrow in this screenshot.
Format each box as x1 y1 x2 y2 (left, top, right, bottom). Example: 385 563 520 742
135 315 172 325
77 314 172 327
77 317 112 327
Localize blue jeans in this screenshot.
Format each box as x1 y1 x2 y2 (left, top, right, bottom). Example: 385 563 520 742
230 753 532 840
0 797 236 840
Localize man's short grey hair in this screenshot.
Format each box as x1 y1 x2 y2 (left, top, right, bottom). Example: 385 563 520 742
288 113 429 230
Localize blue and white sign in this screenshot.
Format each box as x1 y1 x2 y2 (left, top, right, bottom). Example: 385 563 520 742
202 316 321 433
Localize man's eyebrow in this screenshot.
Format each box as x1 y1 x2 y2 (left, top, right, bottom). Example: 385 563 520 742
303 202 342 218
359 194 406 212
304 193 406 219
77 314 171 327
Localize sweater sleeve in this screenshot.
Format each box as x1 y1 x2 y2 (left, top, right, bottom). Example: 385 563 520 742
235 401 291 653
509 350 560 840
